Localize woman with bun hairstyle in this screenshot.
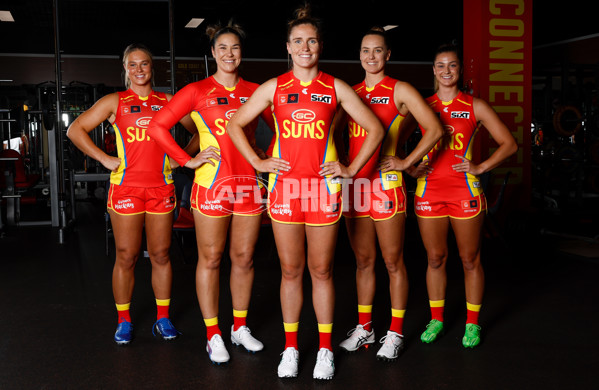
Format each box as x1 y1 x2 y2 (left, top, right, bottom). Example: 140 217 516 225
67 43 197 345
411 43 517 348
226 5 385 380
336 27 443 361
147 22 271 364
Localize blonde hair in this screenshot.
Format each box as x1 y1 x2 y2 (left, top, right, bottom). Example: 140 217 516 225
122 43 154 89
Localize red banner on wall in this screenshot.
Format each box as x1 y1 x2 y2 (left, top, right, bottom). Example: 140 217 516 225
463 0 532 208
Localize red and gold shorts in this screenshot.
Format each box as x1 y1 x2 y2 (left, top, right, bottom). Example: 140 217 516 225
343 185 406 221
414 193 487 219
267 190 342 226
191 182 265 217
107 183 175 215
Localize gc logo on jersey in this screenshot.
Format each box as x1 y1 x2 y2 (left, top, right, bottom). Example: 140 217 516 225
451 111 470 119
311 94 332 104
370 97 390 104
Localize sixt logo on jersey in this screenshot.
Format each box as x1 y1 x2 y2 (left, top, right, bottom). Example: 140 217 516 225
151 105 162 111
451 111 470 119
311 94 332 104
370 97 390 104
240 97 249 104
279 93 299 105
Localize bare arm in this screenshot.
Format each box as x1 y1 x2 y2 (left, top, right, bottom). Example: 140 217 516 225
453 97 518 175
380 82 443 173
66 93 121 172
319 79 384 178
226 79 290 173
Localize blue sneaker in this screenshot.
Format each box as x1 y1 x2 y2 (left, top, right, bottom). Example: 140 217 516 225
152 318 181 341
114 321 133 345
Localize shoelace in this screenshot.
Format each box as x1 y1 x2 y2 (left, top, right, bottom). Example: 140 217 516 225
379 332 401 345
280 348 298 361
346 321 372 337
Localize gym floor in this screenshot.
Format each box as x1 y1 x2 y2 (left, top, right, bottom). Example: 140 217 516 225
1 196 598 390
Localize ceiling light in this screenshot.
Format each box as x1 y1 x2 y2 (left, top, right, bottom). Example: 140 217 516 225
383 25 398 31
0 11 15 22
185 18 204 28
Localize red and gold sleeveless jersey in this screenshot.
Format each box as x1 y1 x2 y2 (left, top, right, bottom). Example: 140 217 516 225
269 71 340 194
155 76 261 190
348 76 405 192
111 90 172 187
416 91 483 200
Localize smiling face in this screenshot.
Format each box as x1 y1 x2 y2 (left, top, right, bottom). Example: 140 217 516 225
433 50 461 89
212 32 242 74
360 33 390 75
124 49 152 88
287 23 322 70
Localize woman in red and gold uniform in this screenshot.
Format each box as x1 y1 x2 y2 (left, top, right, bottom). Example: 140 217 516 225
67 44 197 345
147 22 270 364
336 27 442 361
227 5 384 380
413 43 517 348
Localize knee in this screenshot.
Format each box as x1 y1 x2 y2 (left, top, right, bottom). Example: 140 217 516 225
460 253 480 272
199 248 224 270
148 247 170 266
230 248 254 271
115 249 139 270
281 263 303 281
309 263 333 282
427 251 447 270
355 254 375 273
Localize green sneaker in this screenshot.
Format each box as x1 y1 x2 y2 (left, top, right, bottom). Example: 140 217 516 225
420 319 444 343
462 323 481 348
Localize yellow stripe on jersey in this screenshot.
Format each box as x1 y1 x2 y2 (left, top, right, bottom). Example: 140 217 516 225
457 98 472 106
323 121 340 194
268 113 282 193
110 122 127 185
191 111 221 189
378 114 404 190
316 79 334 89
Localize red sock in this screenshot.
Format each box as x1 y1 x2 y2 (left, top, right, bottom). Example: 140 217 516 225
318 323 333 351
358 305 373 332
284 322 299 349
466 302 481 325
233 309 247 331
389 309 405 335
204 317 221 340
430 300 445 322
156 299 170 320
116 303 131 323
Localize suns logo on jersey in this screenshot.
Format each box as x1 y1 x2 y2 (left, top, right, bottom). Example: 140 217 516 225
310 94 332 104
370 97 390 104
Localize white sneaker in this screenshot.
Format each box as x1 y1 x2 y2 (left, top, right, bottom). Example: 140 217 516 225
277 347 299 378
231 325 264 352
339 323 375 352
206 334 230 364
376 330 404 361
312 348 335 380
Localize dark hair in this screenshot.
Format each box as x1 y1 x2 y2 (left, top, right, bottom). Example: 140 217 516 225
287 3 322 42
206 20 246 49
122 43 153 89
433 42 462 64
363 26 390 50
432 42 462 91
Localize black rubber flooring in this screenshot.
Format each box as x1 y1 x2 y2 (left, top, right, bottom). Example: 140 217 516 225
1 198 598 389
